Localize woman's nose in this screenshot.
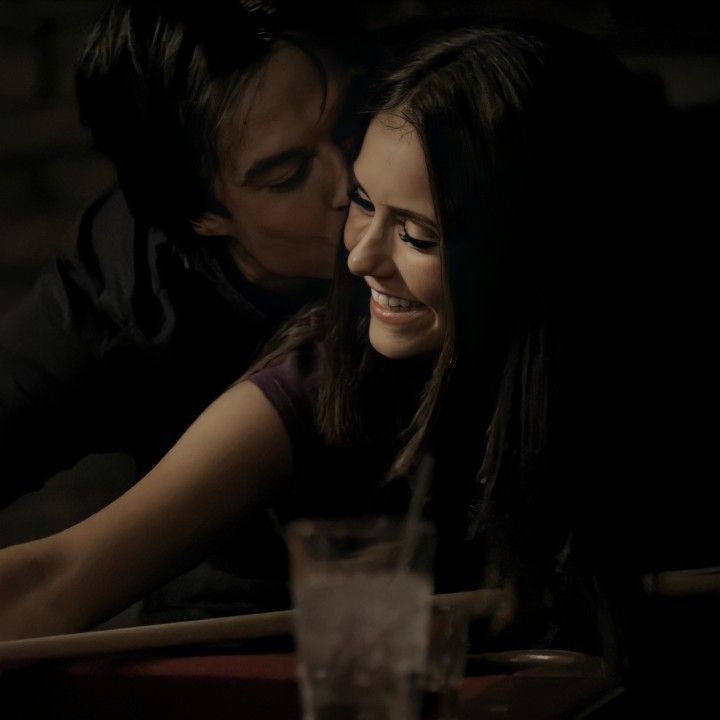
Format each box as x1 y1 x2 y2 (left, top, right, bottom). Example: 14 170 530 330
346 220 394 278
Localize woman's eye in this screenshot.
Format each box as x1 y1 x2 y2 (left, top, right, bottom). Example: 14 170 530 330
399 223 438 251
349 186 374 213
268 156 313 192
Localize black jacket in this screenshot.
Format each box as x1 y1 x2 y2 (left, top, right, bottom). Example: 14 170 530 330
0 188 326 506
0 189 328 622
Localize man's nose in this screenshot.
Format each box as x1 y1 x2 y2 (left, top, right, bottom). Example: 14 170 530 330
325 144 351 210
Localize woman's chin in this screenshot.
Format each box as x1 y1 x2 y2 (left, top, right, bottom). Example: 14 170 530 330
368 324 441 361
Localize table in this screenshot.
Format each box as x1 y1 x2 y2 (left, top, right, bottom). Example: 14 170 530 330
1 649 623 719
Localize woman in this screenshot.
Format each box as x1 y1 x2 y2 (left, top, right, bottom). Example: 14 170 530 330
252 23 660 662
0 23 660 667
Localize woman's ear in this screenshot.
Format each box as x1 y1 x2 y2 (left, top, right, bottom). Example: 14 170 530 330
192 212 232 237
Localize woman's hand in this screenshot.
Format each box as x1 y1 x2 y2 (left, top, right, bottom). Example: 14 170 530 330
0 381 293 640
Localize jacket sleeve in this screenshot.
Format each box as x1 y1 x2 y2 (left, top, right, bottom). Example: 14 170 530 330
0 188 175 506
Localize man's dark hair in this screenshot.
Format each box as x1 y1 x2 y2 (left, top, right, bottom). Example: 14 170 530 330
76 0 346 233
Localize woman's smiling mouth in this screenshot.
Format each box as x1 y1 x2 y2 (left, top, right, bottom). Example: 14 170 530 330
369 287 423 311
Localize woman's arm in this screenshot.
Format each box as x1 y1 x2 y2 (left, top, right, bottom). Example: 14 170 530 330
0 380 293 640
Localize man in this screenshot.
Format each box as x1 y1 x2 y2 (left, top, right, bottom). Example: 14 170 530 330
0 0 362 621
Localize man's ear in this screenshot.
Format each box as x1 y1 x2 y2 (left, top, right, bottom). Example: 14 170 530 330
192 212 232 237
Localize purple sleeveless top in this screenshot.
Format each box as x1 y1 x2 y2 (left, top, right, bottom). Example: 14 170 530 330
246 345 410 522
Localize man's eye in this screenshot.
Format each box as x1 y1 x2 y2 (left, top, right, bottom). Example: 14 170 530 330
268 156 313 191
349 186 374 213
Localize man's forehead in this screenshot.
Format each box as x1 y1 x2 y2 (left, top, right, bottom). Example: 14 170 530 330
222 44 344 177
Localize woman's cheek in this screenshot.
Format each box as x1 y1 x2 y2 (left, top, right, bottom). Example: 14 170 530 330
418 258 444 310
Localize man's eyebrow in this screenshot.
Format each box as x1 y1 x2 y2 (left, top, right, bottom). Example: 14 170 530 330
352 172 439 235
243 148 307 185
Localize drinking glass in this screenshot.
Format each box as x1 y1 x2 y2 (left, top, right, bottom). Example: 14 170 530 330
421 603 469 720
286 517 435 720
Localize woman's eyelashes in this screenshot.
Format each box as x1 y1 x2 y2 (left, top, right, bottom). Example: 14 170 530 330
399 221 438 251
267 154 314 192
349 185 374 212
350 186 438 251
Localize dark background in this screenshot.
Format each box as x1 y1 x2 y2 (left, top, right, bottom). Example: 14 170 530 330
1 1 718 613
2 1 719 315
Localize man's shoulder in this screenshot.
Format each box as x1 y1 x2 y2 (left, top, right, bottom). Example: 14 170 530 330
68 186 190 296
76 186 157 260
49 187 193 333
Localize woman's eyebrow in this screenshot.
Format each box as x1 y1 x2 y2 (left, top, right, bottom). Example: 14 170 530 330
350 171 368 196
352 172 438 234
242 148 307 185
390 207 438 235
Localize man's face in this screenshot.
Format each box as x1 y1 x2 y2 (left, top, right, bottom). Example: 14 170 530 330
195 43 350 293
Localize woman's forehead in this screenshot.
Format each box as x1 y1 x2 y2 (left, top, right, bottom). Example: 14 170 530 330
354 115 436 220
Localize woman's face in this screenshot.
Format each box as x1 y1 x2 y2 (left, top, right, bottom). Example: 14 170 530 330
195 43 350 293
344 114 445 360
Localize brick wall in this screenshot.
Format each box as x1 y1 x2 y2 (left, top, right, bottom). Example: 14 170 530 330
0 0 114 314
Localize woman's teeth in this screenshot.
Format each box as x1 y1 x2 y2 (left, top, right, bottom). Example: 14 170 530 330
370 288 422 311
